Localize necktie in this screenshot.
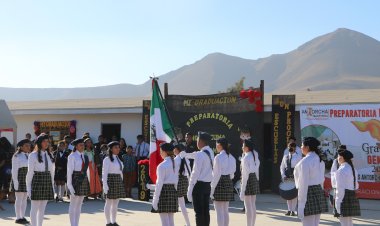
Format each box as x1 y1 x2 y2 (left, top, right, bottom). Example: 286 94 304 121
116 156 123 171
289 153 292 166
25 153 28 160
137 144 141 158
81 154 85 171
44 153 48 172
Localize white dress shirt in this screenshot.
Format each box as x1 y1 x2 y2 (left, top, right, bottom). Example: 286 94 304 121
280 151 302 179
134 141 150 158
11 152 29 191
283 146 302 157
152 157 178 207
211 150 236 196
330 159 339 188
175 153 191 177
67 151 90 193
102 155 124 192
189 146 214 186
294 151 325 211
335 162 359 214
26 150 55 194
240 150 260 196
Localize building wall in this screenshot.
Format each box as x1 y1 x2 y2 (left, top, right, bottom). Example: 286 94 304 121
7 113 142 146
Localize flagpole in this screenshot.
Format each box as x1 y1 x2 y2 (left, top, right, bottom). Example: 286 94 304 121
152 78 180 144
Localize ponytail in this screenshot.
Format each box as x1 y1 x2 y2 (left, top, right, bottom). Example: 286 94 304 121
108 148 114 162
14 147 23 157
170 155 175 172
347 160 356 189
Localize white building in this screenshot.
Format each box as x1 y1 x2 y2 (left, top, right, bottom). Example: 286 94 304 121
3 97 146 146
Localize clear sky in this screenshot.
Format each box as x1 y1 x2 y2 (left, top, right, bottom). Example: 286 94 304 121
0 1 379 88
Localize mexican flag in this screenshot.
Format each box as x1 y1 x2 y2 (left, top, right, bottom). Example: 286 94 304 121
149 80 175 183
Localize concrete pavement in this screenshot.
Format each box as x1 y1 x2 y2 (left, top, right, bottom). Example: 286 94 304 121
1 192 379 226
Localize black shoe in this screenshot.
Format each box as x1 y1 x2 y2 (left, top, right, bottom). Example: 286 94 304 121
106 224 113 226
55 196 59 203
15 219 23 224
285 211 291 216
291 211 296 216
112 223 120 226
21 218 30 223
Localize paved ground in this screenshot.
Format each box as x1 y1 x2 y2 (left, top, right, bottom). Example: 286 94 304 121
1 192 379 226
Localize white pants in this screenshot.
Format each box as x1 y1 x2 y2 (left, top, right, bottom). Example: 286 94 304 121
69 195 85 226
286 198 297 211
56 185 66 199
30 200 48 226
178 197 191 226
15 192 28 220
339 217 353 226
104 199 120 224
214 201 229 226
302 214 321 226
159 213 174 226
244 195 256 226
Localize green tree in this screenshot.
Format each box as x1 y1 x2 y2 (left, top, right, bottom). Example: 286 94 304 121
226 76 245 93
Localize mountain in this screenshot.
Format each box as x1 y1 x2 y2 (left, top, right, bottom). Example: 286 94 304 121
1 28 380 101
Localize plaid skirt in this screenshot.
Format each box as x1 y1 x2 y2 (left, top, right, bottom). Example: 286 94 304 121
31 171 54 201
177 175 188 197
304 185 329 216
340 189 361 217
157 184 178 213
106 174 126 199
214 175 234 201
72 171 90 196
245 173 260 196
10 167 28 192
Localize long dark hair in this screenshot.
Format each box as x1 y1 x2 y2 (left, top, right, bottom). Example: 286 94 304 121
14 146 23 157
339 151 356 189
160 143 175 172
35 137 54 163
243 139 256 163
217 139 230 155
302 137 323 162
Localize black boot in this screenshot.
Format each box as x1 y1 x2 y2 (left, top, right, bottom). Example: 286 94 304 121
291 211 296 216
285 211 291 216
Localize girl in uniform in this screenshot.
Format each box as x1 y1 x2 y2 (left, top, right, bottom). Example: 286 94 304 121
174 144 191 226
11 139 31 224
210 138 236 226
294 137 328 226
280 142 302 216
67 138 90 226
335 150 360 226
26 134 55 226
102 141 126 226
84 138 102 199
152 143 178 226
239 139 260 226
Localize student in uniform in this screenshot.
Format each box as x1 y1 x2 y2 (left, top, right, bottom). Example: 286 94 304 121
67 138 90 226
174 144 191 226
102 141 126 226
280 142 302 216
239 139 260 226
54 140 68 202
330 145 346 216
187 132 214 226
283 136 301 156
26 134 55 226
294 137 328 226
335 150 360 226
11 139 31 224
152 143 178 226
210 138 236 226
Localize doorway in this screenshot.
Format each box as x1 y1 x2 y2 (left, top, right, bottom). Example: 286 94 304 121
101 123 121 143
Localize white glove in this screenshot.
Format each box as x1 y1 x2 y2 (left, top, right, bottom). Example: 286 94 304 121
103 186 109 195
210 193 214 200
239 191 245 201
14 182 19 191
336 202 341 214
187 190 193 203
69 188 76 196
152 199 159 210
297 206 304 219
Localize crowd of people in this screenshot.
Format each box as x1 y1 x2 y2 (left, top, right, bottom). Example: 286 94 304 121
0 131 361 226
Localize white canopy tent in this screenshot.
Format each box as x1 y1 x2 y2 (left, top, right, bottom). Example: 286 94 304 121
0 99 17 145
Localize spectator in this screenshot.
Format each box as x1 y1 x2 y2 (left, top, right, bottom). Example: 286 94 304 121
122 145 137 198
119 138 127 158
134 135 149 161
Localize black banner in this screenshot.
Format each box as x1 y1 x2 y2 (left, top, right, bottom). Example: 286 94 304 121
142 100 151 143
272 95 295 192
138 162 150 201
166 91 264 183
